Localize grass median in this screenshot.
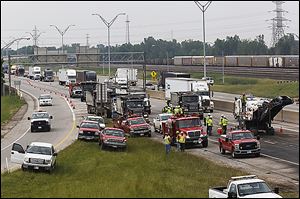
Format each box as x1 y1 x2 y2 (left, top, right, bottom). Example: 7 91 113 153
1 137 297 198
1 94 25 125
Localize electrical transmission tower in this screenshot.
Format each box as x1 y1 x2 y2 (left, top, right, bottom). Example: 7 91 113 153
125 15 130 44
26 25 44 48
268 1 290 47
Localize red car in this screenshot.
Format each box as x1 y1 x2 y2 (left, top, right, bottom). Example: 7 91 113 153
99 128 127 150
114 116 151 137
77 120 101 141
218 130 261 158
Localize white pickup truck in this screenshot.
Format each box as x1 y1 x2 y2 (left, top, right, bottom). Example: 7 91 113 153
209 175 282 198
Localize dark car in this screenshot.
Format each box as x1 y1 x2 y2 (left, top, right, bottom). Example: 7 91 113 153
77 120 101 141
99 128 127 150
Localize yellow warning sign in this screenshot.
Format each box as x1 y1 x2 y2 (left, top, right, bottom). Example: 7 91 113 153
151 71 157 78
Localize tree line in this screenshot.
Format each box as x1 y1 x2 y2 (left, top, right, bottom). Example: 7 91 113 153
2 34 299 60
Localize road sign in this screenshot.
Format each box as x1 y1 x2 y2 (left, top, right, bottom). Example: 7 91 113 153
151 71 157 78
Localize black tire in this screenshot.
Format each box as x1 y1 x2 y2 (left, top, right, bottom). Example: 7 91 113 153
202 140 208 148
21 164 26 171
219 144 225 154
148 132 152 137
210 110 213 113
266 127 275 135
255 153 261 157
31 128 34 132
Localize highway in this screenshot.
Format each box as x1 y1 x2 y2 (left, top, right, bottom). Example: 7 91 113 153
1 74 298 190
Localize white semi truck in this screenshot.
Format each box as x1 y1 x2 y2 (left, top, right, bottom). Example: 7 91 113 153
165 77 214 113
208 175 282 198
114 68 137 88
58 68 76 86
28 66 41 80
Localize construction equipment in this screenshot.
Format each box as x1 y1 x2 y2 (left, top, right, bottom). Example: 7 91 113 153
233 95 294 135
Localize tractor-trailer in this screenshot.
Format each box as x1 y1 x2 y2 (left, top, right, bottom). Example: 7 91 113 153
58 69 76 86
76 70 97 83
28 66 41 80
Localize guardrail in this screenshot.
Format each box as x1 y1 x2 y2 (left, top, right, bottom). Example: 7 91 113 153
146 90 299 124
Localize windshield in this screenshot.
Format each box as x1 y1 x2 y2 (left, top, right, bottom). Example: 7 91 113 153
27 146 52 155
45 71 53 76
80 122 100 129
161 115 172 121
87 117 104 124
32 112 49 119
68 75 76 79
232 132 254 140
238 182 272 196
104 129 124 137
177 118 201 128
39 95 51 99
196 91 210 96
34 71 40 74
129 118 146 125
182 96 199 103
126 101 143 108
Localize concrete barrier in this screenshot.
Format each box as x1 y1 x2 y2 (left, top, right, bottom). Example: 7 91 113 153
146 90 299 124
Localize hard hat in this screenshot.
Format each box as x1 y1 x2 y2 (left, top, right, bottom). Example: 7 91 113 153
208 113 211 116
221 114 224 117
223 116 226 118
210 115 213 118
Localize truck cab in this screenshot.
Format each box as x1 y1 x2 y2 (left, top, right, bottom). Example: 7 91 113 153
114 116 151 137
170 91 203 119
162 115 208 148
41 68 54 82
208 175 282 198
218 130 260 158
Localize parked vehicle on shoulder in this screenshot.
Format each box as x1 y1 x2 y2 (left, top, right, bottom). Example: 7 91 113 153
153 113 173 133
83 115 105 129
114 116 152 137
28 110 53 132
146 82 155 90
218 130 261 158
77 120 101 141
38 94 53 106
11 142 57 173
99 127 127 150
208 175 282 198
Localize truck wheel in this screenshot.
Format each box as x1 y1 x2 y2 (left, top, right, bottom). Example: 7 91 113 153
148 132 152 137
31 128 34 132
266 127 275 135
202 140 208 148
219 144 225 154
255 153 261 157
231 149 237 158
210 110 213 113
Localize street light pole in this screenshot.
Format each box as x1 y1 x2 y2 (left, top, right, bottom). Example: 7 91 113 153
92 13 126 78
50 24 75 54
1 37 30 95
194 1 212 78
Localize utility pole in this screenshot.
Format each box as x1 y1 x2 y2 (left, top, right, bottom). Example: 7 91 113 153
194 1 212 78
26 25 44 55
86 34 90 47
125 15 130 44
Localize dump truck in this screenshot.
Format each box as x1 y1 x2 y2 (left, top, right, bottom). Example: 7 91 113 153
233 95 294 135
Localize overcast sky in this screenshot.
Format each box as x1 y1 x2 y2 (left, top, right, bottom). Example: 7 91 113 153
1 1 299 50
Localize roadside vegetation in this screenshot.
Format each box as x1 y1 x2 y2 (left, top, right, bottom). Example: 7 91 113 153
1 94 25 124
2 137 297 198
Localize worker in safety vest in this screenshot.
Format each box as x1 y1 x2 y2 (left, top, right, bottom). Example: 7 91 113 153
204 113 211 126
221 116 228 135
206 115 213 136
219 115 224 127
178 132 186 152
241 93 247 112
163 132 171 155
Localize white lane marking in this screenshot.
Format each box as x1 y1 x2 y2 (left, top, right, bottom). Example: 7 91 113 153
1 127 30 151
264 140 276 144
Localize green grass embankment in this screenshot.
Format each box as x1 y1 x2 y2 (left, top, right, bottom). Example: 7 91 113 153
1 137 298 198
1 95 25 124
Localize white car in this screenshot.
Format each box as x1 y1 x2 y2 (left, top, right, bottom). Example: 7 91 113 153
146 82 155 90
83 115 105 129
38 94 53 106
153 113 173 133
11 142 57 172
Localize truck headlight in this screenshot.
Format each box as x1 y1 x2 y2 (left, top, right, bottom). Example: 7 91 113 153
24 157 29 163
235 144 239 149
95 132 99 136
79 131 83 134
143 113 148 118
45 159 51 164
